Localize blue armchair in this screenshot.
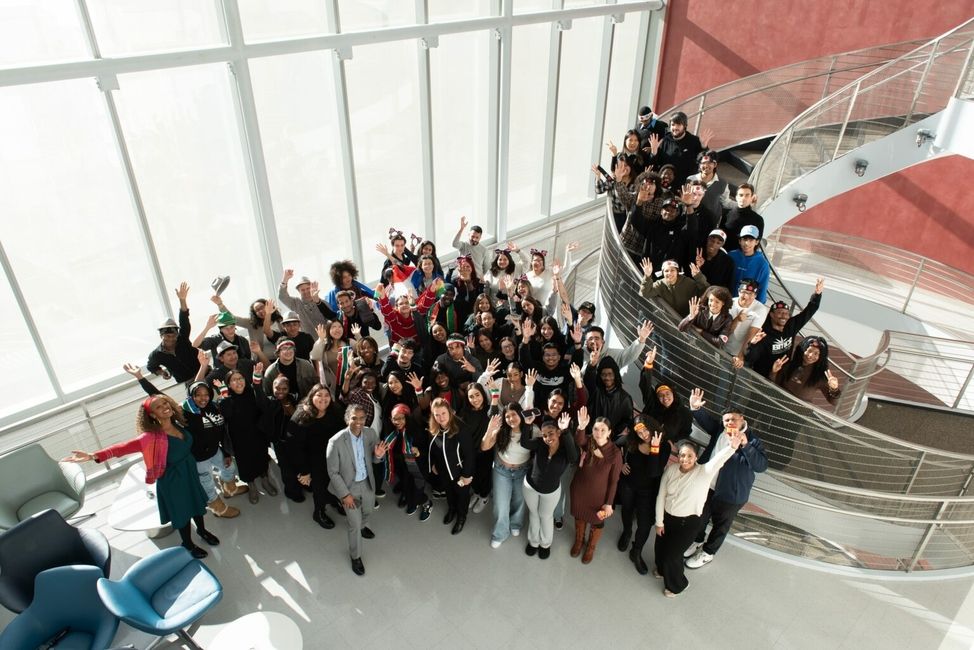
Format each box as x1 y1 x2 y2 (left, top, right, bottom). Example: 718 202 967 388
0 565 119 650
97 547 223 650
0 508 111 613
0 443 87 531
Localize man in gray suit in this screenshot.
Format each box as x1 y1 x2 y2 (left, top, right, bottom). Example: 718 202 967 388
327 404 388 576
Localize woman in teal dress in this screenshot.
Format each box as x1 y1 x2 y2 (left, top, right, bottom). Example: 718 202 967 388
65 393 218 559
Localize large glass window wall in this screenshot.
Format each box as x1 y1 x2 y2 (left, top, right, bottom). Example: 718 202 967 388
0 0 659 425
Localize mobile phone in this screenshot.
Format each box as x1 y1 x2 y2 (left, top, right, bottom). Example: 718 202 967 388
522 408 542 419
596 165 613 181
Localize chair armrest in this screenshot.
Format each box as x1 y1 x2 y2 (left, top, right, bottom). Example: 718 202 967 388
60 461 87 500
119 547 192 594
80 528 112 577
97 577 160 624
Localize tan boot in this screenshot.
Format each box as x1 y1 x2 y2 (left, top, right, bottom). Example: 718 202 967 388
219 479 248 498
208 497 240 518
582 526 604 564
570 520 587 558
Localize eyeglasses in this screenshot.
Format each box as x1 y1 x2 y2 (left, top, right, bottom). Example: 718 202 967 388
160 328 178 335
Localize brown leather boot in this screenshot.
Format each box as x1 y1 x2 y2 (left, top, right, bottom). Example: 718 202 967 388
582 526 604 564
570 520 587 558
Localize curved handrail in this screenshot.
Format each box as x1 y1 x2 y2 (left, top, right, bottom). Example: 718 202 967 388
600 197 974 462
659 38 933 150
751 18 974 208
597 196 974 571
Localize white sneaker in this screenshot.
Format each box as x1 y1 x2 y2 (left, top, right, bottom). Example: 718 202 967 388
473 497 488 514
469 494 480 509
490 540 502 549
683 542 702 559
685 550 713 569
511 529 520 537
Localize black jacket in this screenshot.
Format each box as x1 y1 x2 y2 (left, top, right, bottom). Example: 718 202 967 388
648 132 704 185
639 366 693 441
721 207 765 251
146 309 201 382
584 357 634 438
747 292 821 377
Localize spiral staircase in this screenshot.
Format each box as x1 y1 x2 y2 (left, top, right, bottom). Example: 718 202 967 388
596 19 974 573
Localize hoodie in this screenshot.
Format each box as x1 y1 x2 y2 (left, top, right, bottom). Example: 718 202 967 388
584 356 634 437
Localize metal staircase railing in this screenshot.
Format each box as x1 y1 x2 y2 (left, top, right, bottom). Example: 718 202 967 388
661 38 934 151
597 198 974 572
750 17 974 208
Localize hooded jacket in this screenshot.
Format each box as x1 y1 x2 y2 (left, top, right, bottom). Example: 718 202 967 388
584 356 634 437
638 366 693 441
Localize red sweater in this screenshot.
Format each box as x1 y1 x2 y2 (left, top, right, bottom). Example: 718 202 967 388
94 431 170 484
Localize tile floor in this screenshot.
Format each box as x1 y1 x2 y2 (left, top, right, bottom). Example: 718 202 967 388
4 469 974 650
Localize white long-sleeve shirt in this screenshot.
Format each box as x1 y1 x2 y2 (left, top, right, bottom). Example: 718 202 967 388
655 443 735 526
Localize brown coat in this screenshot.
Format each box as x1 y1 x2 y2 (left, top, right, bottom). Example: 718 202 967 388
570 437 623 525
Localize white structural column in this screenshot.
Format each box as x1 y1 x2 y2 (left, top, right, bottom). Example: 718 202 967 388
74 0 173 324
415 0 437 239
494 0 514 241
539 0 566 219
637 1 667 111
589 9 617 200
326 0 365 272
487 0 504 241
221 0 284 290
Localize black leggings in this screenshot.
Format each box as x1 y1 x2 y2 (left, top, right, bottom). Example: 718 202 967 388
178 515 207 547
619 478 661 553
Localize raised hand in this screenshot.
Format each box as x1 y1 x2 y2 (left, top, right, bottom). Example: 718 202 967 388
316 323 327 341
636 179 655 203
815 277 825 294
644 346 658 367
375 242 390 257
560 302 573 323
558 412 571 430
640 258 654 279
282 268 295 283
374 283 386 298
350 323 362 338
576 406 590 430
485 358 501 377
826 369 839 391
606 140 618 156
461 357 476 373
571 321 583 344
486 413 503 435
750 330 766 345
374 441 389 458
689 262 701 278
406 372 424 392
459 215 468 230
566 241 580 254
250 340 261 355
589 345 601 367
310 281 321 301
688 296 701 319
175 282 189 301
650 430 663 447
700 126 715 148
680 183 694 204
648 132 662 155
521 318 536 340
254 362 264 375
525 368 538 387
123 362 142 378
209 294 222 306
772 356 788 375
688 388 706 411
205 313 219 329
265 299 277 315
569 363 582 383
637 319 654 343
695 247 705 268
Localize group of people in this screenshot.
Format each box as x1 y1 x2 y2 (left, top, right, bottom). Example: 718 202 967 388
64 104 831 598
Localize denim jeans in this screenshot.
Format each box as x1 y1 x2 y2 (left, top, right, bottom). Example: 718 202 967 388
491 463 528 543
196 448 237 502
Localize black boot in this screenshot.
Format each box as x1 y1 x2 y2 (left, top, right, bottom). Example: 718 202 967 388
443 509 456 525
629 546 648 575
617 529 631 552
451 516 466 535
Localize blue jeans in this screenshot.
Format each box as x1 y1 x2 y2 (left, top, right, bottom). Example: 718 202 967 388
196 449 237 502
491 463 528 543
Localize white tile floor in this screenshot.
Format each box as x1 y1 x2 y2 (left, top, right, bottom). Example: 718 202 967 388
5 470 974 650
